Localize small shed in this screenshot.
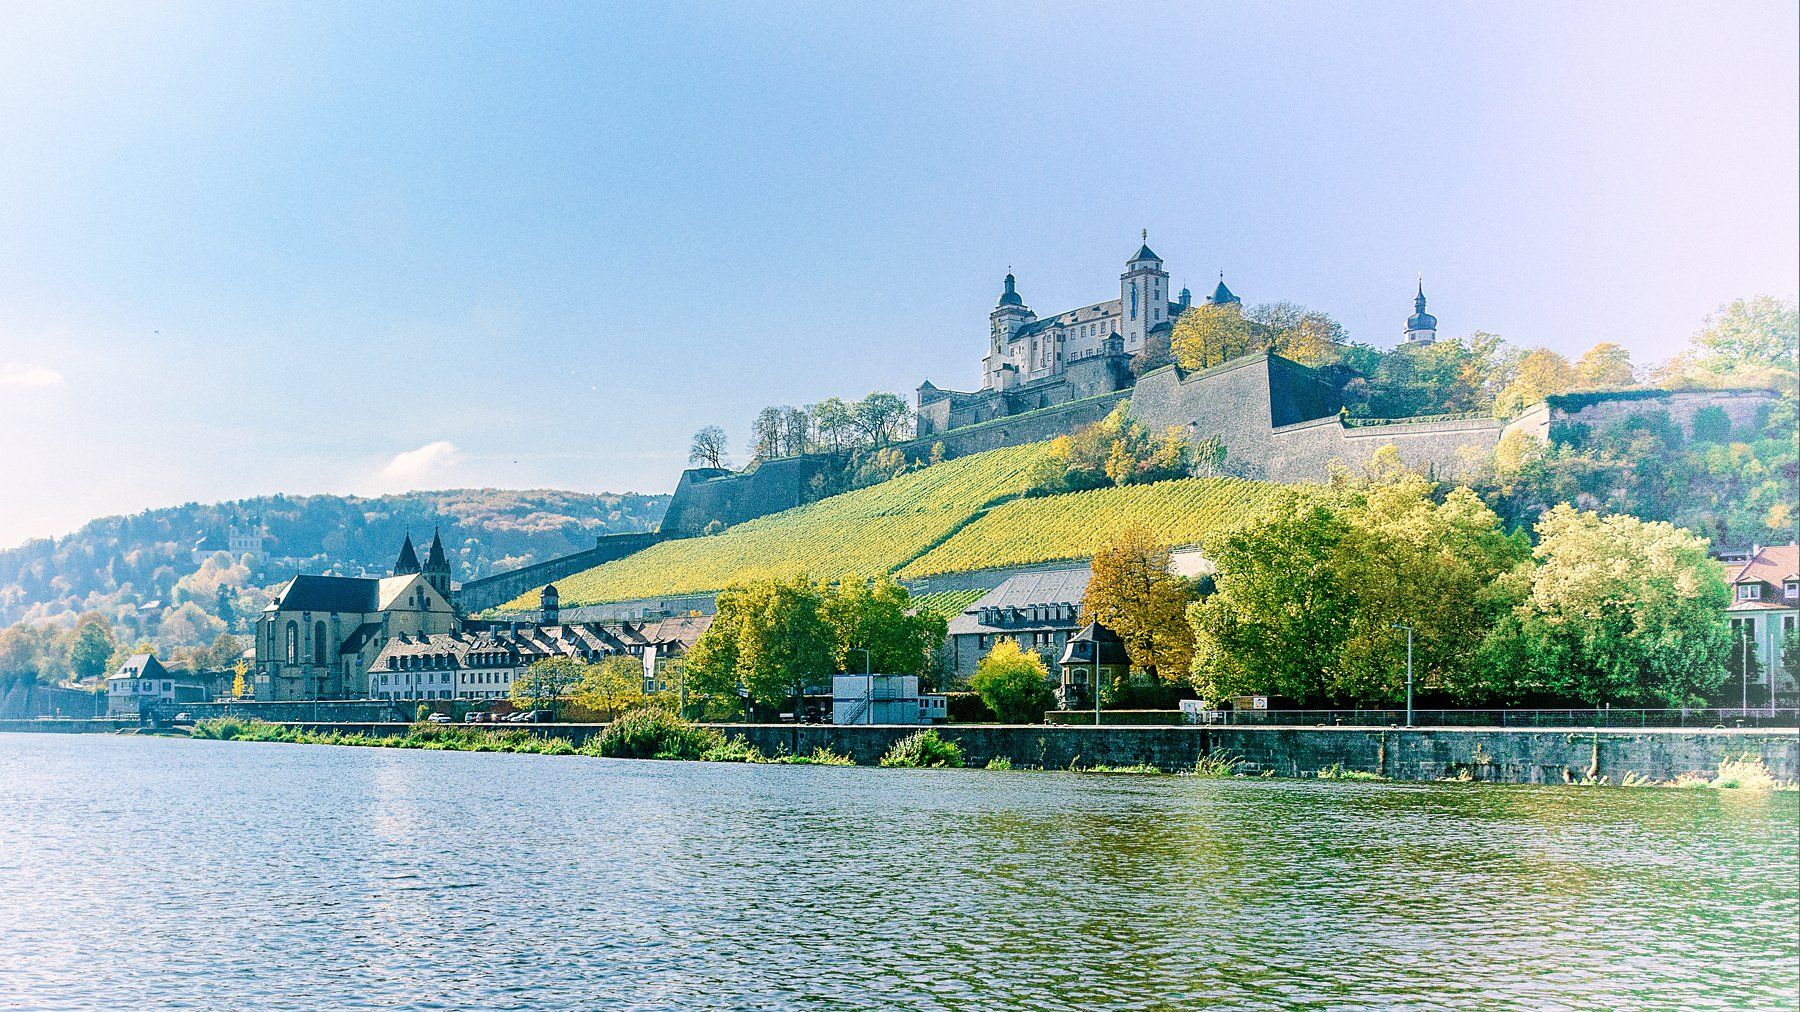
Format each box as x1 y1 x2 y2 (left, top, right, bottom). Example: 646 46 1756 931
1055 621 1130 710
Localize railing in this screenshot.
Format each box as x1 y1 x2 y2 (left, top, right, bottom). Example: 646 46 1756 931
1196 707 1800 730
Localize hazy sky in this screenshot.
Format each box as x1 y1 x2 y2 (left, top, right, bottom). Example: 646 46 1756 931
1 2 1795 548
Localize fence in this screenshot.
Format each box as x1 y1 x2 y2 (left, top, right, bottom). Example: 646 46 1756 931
1193 707 1800 730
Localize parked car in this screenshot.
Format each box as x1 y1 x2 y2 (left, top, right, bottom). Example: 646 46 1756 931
464 712 486 723
427 713 453 724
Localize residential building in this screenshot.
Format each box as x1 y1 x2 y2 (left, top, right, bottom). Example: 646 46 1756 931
107 653 211 716
1724 542 1799 704
1056 622 1130 711
253 533 459 700
943 569 1090 682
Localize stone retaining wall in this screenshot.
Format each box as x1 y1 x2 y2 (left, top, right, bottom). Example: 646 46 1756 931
246 722 1798 783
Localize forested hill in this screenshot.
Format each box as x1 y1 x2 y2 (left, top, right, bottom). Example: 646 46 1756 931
0 489 668 627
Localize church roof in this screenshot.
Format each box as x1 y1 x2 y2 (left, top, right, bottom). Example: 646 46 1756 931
1130 244 1161 264
1407 282 1437 331
394 535 421 575
270 575 381 614
997 273 1025 308
1207 279 1240 305
425 530 448 570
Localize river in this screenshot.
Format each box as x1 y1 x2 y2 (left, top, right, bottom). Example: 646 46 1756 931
0 733 1794 1010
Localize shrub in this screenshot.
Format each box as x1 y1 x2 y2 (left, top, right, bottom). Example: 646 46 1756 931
879 728 963 768
984 755 1014 771
969 639 1055 724
1316 763 1385 782
776 746 856 766
1186 748 1244 778
699 734 767 763
593 707 721 760
944 691 998 723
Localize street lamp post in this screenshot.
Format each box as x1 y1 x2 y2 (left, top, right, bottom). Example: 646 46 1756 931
1392 624 1414 727
1741 631 1751 718
1093 645 1101 727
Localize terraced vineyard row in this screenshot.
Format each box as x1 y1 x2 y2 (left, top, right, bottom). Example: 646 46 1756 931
896 477 1290 580
496 443 1054 610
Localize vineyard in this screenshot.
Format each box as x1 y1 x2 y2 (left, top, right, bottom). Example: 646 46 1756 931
896 477 1290 580
495 443 1055 610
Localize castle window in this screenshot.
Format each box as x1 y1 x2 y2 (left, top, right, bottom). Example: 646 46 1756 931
285 622 299 664
313 621 327 666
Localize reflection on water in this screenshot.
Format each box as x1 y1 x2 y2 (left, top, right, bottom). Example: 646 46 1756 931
1 733 1794 1010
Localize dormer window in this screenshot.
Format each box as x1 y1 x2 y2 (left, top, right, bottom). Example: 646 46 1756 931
1785 579 1799 600
1738 583 1762 601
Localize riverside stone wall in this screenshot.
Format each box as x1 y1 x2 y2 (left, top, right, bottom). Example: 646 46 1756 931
243 722 1799 784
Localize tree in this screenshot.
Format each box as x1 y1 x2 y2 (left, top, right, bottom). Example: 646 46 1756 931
66 613 116 681
511 656 586 716
780 406 811 457
852 392 911 448
204 632 244 671
1247 302 1346 368
231 660 250 698
1170 302 1256 371
1082 527 1197 682
574 654 647 719
1659 296 1800 387
969 638 1055 723
819 577 946 678
159 602 225 648
1364 333 1507 417
1189 476 1525 705
1495 348 1575 416
809 398 855 453
684 577 835 714
1572 342 1635 389
1476 505 1730 706
749 406 785 463
688 426 731 469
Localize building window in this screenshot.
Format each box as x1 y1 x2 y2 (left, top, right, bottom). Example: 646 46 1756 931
313 621 327 666
285 622 299 664
1738 583 1762 601
1785 580 1798 600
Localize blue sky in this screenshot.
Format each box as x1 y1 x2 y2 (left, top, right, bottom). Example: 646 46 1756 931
1 2 1795 548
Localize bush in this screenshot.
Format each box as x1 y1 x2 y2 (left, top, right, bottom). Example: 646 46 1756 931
969 639 1055 724
879 729 963 768
593 707 721 760
944 691 998 723
699 734 767 763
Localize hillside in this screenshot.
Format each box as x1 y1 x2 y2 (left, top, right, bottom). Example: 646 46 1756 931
896 477 1292 580
497 444 1055 610
500 445 1288 611
0 489 668 628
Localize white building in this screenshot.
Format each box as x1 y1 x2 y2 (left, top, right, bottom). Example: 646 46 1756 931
831 674 947 725
1724 542 1799 704
107 653 211 716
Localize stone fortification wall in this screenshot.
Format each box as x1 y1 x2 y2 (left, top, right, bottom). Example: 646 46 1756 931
238 722 1798 784
1503 388 1777 443
1266 414 1504 483
894 391 1128 460
458 532 663 614
660 456 837 537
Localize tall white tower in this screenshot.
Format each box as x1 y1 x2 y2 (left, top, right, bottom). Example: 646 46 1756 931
1402 277 1438 346
983 272 1036 389
1119 231 1170 354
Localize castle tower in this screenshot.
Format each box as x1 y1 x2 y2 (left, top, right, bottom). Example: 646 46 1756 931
1402 278 1438 345
422 529 453 599
540 583 560 625
393 534 421 576
1204 273 1241 307
984 272 1036 389
1120 231 1170 354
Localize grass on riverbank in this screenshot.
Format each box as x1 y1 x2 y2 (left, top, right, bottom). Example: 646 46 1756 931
185 717 1795 790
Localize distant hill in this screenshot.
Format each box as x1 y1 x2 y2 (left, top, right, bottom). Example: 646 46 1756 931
0 489 668 628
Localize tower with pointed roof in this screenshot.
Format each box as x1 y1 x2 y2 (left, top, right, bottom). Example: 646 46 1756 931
1120 230 1171 354
393 534 421 576
422 529 453 600
1204 272 1241 308
985 272 1037 390
1402 278 1437 346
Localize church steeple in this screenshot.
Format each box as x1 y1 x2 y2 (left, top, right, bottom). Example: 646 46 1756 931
422 528 452 599
393 534 421 576
1403 275 1438 345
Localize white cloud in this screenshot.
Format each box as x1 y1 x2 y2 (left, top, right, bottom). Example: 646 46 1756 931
378 440 463 489
0 363 65 388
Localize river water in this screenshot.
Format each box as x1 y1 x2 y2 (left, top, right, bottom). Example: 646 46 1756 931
0 734 1794 1011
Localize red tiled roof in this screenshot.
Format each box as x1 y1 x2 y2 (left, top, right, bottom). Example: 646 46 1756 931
1729 542 1798 586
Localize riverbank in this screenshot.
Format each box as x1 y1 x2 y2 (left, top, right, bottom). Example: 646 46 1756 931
108 716 1800 787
